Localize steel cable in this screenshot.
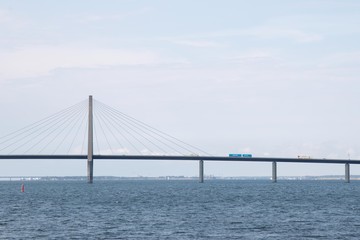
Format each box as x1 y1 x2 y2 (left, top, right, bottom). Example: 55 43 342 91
1 101 86 153
94 103 154 155
95 102 174 155
21 102 87 154
95 100 210 155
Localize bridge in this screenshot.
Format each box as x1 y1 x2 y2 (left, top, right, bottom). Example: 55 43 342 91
0 96 357 183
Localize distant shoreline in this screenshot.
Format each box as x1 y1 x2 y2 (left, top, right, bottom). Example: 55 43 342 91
1 175 359 181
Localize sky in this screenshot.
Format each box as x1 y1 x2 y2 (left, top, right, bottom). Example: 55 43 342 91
1 0 360 178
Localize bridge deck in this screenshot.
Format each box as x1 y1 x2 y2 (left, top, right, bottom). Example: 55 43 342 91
0 155 359 164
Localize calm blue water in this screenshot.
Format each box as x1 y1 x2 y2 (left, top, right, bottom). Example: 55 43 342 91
1 180 360 239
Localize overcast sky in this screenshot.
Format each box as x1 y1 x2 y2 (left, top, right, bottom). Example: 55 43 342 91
1 1 360 178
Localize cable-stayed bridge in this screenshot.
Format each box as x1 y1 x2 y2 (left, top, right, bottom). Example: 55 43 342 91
0 96 359 183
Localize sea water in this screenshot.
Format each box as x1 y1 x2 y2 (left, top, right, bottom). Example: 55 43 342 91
1 180 360 239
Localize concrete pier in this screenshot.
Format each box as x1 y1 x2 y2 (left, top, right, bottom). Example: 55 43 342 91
199 160 204 183
87 95 94 184
345 163 350 183
272 161 277 183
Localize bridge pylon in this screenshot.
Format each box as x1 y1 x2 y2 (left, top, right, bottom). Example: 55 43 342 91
87 95 94 183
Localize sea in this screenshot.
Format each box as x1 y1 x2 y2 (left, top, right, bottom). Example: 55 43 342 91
1 180 360 239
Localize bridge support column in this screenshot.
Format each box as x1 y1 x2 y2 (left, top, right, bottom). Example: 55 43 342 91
345 163 350 183
272 161 277 183
199 160 204 183
87 95 94 184
87 157 93 183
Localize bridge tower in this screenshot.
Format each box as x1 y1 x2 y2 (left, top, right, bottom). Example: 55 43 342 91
87 95 94 183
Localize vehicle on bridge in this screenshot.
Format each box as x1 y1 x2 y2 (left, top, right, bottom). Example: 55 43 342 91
229 153 252 158
298 155 311 159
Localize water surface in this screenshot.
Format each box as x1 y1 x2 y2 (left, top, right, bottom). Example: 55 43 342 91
1 180 359 239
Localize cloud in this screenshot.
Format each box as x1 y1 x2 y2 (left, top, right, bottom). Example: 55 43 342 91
255 28 322 43
165 25 322 44
0 8 27 28
140 149 162 155
206 27 322 43
320 51 360 66
78 7 152 23
173 40 223 48
97 148 131 155
0 9 11 24
0 45 164 79
226 49 276 63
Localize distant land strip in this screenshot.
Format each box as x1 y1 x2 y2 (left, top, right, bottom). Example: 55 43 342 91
1 176 359 181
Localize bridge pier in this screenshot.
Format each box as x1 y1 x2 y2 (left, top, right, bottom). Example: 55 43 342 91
345 163 350 183
272 161 277 183
199 160 204 183
87 157 93 183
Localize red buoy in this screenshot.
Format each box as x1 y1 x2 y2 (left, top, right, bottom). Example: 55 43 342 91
21 183 25 192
